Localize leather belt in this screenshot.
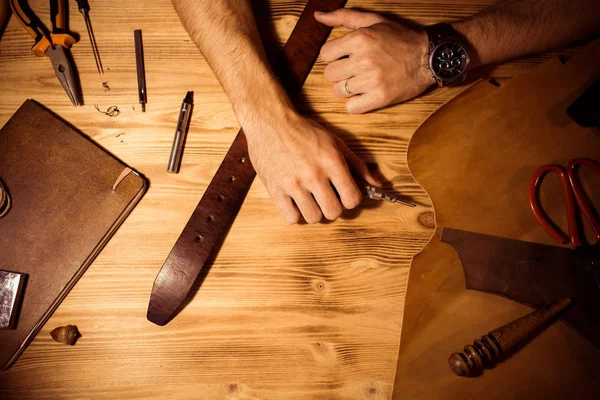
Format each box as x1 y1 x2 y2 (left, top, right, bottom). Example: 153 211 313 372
148 0 347 326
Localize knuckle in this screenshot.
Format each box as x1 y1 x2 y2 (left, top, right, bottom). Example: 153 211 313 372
354 28 372 43
373 70 385 86
362 55 376 69
375 89 392 105
302 166 322 184
284 176 302 192
324 151 345 168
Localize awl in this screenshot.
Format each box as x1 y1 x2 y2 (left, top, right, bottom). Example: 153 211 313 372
76 0 103 75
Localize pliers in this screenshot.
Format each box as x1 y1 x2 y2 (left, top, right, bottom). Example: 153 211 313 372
9 0 82 106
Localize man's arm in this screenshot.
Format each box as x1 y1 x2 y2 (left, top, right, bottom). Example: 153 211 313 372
315 0 600 114
171 0 380 224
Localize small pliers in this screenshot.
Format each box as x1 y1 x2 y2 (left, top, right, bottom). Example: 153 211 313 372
9 0 83 106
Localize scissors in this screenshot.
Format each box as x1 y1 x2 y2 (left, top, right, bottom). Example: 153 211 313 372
528 158 600 248
7 0 82 105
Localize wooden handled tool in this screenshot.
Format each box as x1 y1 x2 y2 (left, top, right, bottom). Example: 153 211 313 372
448 298 572 377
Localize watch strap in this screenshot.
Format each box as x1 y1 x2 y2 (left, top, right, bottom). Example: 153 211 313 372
147 0 348 326
424 23 457 46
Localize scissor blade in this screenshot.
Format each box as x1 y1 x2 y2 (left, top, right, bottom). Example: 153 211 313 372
46 46 82 106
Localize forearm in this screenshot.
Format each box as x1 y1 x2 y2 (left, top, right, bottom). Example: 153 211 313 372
171 0 294 132
452 0 600 68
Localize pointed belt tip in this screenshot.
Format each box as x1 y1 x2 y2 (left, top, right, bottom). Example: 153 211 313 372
147 308 171 326
147 297 175 326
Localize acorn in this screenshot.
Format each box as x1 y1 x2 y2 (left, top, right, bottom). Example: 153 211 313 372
50 325 80 345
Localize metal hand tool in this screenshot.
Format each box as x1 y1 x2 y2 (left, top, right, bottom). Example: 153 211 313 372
134 29 147 112
168 91 194 173
75 0 103 75
9 0 82 106
528 158 600 249
360 182 416 207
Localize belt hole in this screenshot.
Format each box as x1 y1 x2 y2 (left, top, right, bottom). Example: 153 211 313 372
229 176 236 182
239 157 246 163
218 195 225 202
206 215 214 222
195 234 203 243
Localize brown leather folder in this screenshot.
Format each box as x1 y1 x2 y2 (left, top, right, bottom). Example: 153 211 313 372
0 100 147 369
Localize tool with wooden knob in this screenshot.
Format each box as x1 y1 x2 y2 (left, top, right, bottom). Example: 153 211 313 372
448 298 572 377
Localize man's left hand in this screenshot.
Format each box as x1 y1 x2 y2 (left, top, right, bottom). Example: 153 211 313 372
315 9 435 114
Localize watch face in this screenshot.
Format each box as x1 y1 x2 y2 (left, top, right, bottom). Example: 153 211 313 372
430 41 469 81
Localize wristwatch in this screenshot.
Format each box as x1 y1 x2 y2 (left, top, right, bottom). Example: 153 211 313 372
424 23 470 87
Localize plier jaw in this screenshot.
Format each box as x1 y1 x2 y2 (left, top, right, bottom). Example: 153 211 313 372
47 45 82 106
9 0 83 106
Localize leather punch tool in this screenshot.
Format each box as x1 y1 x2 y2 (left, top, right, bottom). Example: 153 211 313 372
10 0 83 106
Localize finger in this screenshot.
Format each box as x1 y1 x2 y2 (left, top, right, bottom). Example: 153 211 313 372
314 8 386 30
327 160 363 210
332 76 368 98
270 191 302 224
334 136 381 188
323 57 354 83
309 179 344 221
346 91 388 114
291 189 323 224
320 33 355 62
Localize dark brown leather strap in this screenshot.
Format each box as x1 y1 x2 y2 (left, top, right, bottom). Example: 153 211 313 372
148 0 348 326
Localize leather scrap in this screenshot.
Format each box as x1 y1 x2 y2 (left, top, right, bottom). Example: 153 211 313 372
441 227 600 348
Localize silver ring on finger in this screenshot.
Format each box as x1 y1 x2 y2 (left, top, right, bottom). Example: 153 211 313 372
344 79 354 95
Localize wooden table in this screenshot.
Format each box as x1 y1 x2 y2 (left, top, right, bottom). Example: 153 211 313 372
0 0 583 399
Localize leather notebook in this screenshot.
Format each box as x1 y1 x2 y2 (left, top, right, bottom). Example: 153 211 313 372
0 100 147 369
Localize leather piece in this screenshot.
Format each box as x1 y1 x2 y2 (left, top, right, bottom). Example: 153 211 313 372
147 0 348 326
441 227 600 348
0 100 147 369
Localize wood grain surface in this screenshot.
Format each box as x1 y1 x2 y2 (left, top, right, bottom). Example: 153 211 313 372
0 0 583 399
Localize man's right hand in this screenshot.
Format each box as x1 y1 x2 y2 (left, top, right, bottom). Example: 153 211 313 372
243 109 381 224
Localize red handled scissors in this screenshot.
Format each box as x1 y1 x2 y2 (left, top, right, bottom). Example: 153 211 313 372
528 158 600 248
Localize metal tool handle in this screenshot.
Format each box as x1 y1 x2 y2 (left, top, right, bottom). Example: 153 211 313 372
49 0 66 32
134 29 147 111
567 158 600 242
528 164 580 247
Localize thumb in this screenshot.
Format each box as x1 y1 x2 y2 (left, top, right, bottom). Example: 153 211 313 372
334 137 382 188
314 8 386 30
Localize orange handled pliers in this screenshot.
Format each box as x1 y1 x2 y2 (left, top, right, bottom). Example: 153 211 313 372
9 0 82 105
528 158 600 248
